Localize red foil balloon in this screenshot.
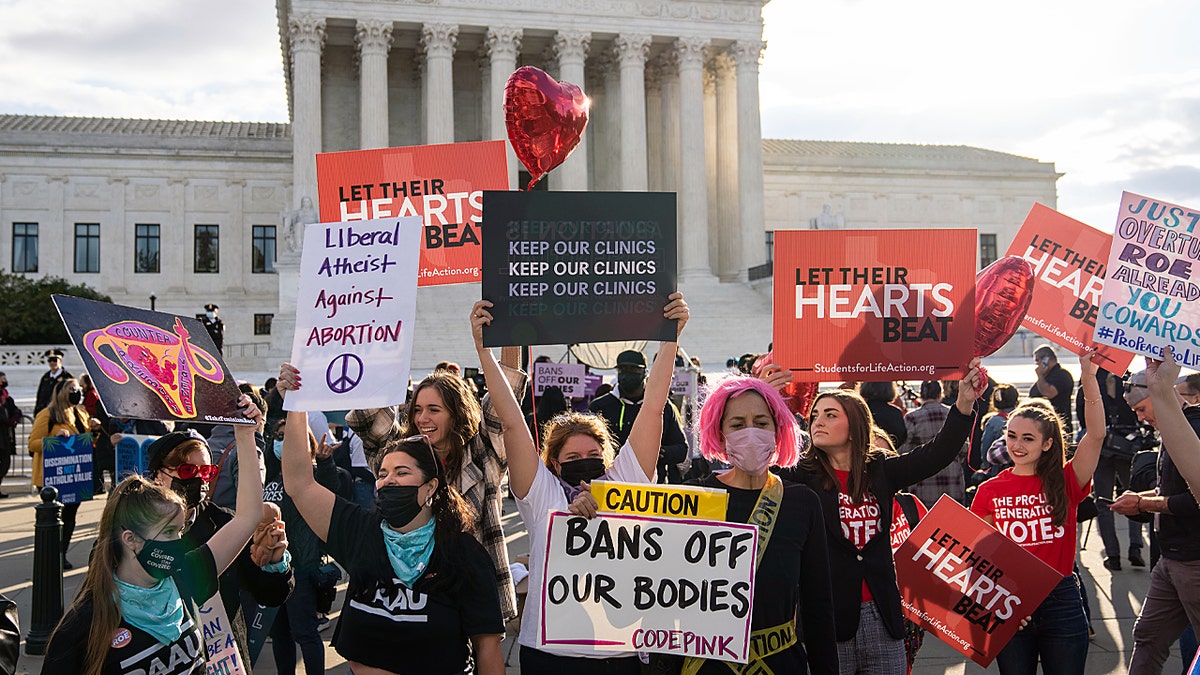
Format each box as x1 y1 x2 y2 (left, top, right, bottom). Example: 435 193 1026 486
504 66 589 190
974 255 1036 358
751 351 820 417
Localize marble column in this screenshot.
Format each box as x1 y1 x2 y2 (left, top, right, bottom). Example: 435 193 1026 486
288 14 325 212
356 19 393 149
422 23 458 145
658 51 681 195
644 62 663 191
704 67 718 277
733 40 767 277
713 51 741 281
595 52 621 191
614 34 651 191
478 45 491 143
551 30 591 191
485 27 522 189
675 37 710 279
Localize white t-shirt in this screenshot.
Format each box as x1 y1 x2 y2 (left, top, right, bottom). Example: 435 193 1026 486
515 442 650 656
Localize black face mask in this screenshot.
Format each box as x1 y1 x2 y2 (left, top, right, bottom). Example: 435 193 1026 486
376 484 426 529
68 391 83 405
617 372 645 398
136 536 192 580
170 476 205 508
558 457 606 487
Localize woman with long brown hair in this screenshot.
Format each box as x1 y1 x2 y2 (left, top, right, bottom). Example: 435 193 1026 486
41 394 266 675
776 358 983 674
28 377 95 568
970 353 1104 674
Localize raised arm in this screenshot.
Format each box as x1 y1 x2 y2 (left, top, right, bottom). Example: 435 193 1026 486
1070 352 1106 488
276 363 336 541
205 395 266 574
884 357 981 488
627 293 689 481
471 301 539 499
1148 347 1200 500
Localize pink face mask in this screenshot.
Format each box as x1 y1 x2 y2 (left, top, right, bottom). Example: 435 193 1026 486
724 427 777 476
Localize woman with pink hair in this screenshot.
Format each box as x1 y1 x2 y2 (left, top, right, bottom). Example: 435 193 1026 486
686 376 838 674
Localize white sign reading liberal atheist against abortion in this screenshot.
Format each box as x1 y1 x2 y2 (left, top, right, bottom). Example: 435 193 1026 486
285 217 421 412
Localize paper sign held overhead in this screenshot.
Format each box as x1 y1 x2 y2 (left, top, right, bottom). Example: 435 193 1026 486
532 361 587 398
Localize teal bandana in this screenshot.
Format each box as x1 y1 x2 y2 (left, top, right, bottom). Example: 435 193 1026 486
115 575 185 645
379 518 436 586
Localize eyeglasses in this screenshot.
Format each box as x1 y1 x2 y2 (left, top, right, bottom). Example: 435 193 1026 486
400 434 443 481
171 463 221 483
1122 381 1148 394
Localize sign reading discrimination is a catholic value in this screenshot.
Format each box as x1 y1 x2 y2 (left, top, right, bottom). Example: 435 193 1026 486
285 217 421 412
772 229 976 382
895 497 1062 667
1005 204 1135 375
1093 191 1200 367
539 511 756 662
42 433 93 505
53 295 253 426
315 141 509 286
481 191 677 347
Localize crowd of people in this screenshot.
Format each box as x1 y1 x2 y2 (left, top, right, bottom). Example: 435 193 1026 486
0 307 1196 675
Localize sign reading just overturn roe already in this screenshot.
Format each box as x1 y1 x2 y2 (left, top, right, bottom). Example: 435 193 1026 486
481 191 677 347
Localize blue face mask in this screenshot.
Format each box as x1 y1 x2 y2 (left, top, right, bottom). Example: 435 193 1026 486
379 518 436 586
273 439 284 460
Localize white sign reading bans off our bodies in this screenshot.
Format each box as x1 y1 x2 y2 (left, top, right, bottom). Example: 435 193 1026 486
286 217 421 412
532 362 587 397
539 511 757 662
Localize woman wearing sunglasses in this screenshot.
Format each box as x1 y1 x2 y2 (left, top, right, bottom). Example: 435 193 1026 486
143 428 294 671
277 376 505 674
472 293 689 673
42 394 268 675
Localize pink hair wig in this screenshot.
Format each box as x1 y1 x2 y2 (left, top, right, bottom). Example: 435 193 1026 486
698 375 802 468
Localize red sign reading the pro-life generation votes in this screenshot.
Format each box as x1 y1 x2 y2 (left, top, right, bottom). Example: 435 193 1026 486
772 229 976 382
315 141 509 286
1005 204 1135 375
895 497 1062 667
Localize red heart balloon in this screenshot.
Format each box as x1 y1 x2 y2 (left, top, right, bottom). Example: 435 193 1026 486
751 351 820 417
974 255 1036 358
504 66 589 190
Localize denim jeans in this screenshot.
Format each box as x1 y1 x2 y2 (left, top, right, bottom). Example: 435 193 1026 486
996 575 1089 675
1094 454 1145 559
270 568 325 675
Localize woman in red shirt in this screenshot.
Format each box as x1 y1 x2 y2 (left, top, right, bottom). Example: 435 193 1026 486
970 352 1105 674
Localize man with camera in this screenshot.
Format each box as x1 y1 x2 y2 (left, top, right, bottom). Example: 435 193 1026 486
1084 367 1148 571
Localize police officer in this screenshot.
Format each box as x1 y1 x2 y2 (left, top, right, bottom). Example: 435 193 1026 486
34 349 72 415
202 303 225 354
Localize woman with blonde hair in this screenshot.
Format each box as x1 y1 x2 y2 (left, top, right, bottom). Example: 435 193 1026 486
41 394 266 675
28 378 94 568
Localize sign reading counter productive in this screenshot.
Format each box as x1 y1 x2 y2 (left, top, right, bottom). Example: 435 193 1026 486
285 217 421 412
481 191 677 347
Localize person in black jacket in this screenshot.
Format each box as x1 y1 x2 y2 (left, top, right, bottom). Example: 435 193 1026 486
34 349 72 415
859 382 906 449
778 357 982 675
589 349 688 483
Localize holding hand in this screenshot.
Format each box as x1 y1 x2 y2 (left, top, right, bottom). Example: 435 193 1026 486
1146 346 1182 395
250 502 289 566
1110 491 1143 517
277 362 301 395
663 292 689 339
758 363 793 393
955 357 983 415
471 300 494 350
567 483 601 519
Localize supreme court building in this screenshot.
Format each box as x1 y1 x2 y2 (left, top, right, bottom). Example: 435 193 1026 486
0 0 1059 370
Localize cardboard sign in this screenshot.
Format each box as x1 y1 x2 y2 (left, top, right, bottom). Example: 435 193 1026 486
42 433 93 505
53 295 252 425
245 604 280 666
481 191 678 347
1006 204 1135 374
285 217 421 412
1094 191 1200 367
115 434 159 479
772 229 976 382
533 362 587 397
671 368 697 397
895 496 1062 667
198 594 247 675
315 141 508 286
540 511 756 662
591 480 728 521
584 373 605 398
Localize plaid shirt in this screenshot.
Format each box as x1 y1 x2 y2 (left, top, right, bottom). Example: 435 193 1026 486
898 400 969 508
345 364 527 622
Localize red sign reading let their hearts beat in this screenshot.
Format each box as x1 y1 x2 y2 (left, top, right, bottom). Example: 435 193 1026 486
772 229 976 383
316 141 509 286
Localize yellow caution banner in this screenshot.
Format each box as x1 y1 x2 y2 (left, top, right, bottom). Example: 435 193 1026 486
592 480 729 521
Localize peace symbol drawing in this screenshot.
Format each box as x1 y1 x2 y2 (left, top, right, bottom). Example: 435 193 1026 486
326 353 364 394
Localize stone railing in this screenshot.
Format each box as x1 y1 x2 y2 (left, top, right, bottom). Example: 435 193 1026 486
0 345 82 367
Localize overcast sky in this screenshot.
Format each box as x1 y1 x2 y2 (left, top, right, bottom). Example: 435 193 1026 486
2 0 1197 229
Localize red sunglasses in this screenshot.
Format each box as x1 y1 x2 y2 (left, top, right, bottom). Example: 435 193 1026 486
171 463 221 483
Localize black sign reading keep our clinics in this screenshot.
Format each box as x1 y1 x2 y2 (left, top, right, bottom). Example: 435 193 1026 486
481 191 677 347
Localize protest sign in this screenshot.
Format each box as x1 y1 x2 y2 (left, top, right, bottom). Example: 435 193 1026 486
772 229 976 382
315 141 508 286
591 480 728 521
285 217 421 412
481 191 677 347
42 433 93 505
895 496 1062 667
198 595 246 675
584 373 605 398
1093 192 1200 367
533 361 587 397
1006 204 1135 374
539 511 756 661
671 368 697 397
115 434 159 479
245 604 280 666
53 295 252 426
